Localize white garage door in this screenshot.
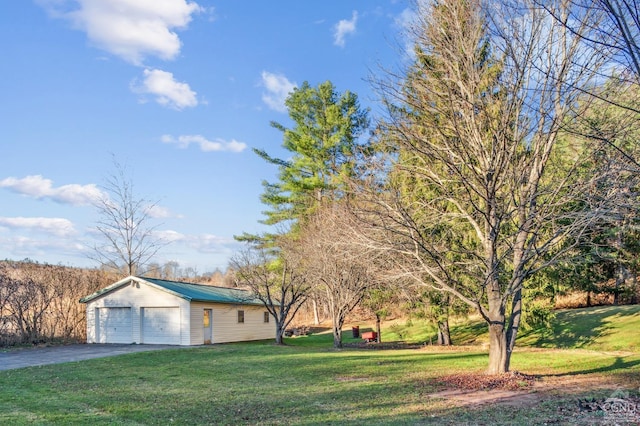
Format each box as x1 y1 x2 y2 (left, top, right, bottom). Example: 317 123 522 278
97 307 132 343
141 307 180 345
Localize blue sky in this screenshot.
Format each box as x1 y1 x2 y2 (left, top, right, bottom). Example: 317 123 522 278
0 0 411 274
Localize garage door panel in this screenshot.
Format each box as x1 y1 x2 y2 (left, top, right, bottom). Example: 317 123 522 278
97 307 132 343
142 307 180 344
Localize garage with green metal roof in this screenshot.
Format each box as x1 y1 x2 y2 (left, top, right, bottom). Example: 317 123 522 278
80 276 274 345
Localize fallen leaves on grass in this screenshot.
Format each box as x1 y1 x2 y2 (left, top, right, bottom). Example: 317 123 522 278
437 371 537 391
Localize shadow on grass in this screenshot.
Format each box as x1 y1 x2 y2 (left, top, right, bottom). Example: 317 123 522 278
450 320 487 345
542 355 640 379
518 305 640 349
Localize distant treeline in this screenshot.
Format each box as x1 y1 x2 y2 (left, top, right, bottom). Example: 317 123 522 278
0 260 118 346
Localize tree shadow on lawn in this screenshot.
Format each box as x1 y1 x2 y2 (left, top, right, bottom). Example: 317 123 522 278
296 350 488 377
518 305 640 349
541 355 640 381
450 320 488 345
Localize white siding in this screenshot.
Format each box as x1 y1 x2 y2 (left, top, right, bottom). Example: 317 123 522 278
213 304 275 343
85 279 191 345
190 302 275 344
189 304 205 345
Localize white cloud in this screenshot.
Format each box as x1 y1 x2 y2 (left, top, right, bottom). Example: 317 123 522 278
187 233 238 254
260 71 296 112
395 7 417 30
0 234 88 262
132 68 198 110
154 229 187 243
146 205 181 219
155 230 238 254
0 175 103 205
395 7 418 61
0 217 76 237
334 11 358 47
39 0 202 65
161 134 247 153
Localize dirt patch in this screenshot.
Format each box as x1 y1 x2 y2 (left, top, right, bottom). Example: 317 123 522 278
428 371 633 410
537 372 621 393
429 388 542 408
428 371 542 408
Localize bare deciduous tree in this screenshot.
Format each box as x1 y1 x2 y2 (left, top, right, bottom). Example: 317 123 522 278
357 0 615 373
3 266 56 344
91 161 166 276
537 0 640 79
298 203 377 348
231 241 310 345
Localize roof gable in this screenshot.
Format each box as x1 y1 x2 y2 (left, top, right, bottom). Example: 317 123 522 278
80 276 263 306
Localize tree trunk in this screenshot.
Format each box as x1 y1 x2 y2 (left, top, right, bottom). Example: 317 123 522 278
437 319 451 345
505 288 523 373
312 298 320 325
487 319 508 374
333 326 343 348
375 314 382 343
275 322 284 345
486 252 510 373
614 264 629 305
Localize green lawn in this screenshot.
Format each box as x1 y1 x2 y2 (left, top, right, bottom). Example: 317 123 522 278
381 304 640 351
518 304 640 351
1 306 639 425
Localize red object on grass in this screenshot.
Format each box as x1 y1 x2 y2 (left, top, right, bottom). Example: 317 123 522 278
361 331 377 342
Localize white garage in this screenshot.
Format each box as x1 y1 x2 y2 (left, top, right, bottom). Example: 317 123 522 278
141 307 180 344
81 276 275 345
96 307 132 343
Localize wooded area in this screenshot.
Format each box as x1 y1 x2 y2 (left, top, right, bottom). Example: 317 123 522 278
234 0 640 374
0 260 116 346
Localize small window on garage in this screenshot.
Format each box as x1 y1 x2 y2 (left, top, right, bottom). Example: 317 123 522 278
237 310 245 323
263 312 269 323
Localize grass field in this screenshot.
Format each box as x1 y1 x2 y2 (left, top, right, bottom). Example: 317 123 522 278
1 305 639 425
382 304 640 351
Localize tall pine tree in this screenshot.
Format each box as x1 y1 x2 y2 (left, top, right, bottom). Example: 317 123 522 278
238 80 369 243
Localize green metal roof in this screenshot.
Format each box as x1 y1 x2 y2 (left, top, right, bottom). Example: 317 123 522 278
80 276 264 306
142 277 263 305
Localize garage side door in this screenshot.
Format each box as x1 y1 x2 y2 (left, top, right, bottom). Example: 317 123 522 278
141 307 180 345
97 307 132 344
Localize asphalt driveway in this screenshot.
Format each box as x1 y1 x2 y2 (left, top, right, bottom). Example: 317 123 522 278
0 344 179 371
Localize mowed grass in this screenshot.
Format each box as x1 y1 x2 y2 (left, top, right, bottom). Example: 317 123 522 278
383 304 640 351
518 304 640 351
1 306 639 425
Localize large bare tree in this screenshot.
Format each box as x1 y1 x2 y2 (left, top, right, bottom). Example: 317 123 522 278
537 0 640 175
91 161 166 276
231 241 310 345
298 203 378 348
537 0 640 79
356 0 615 373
